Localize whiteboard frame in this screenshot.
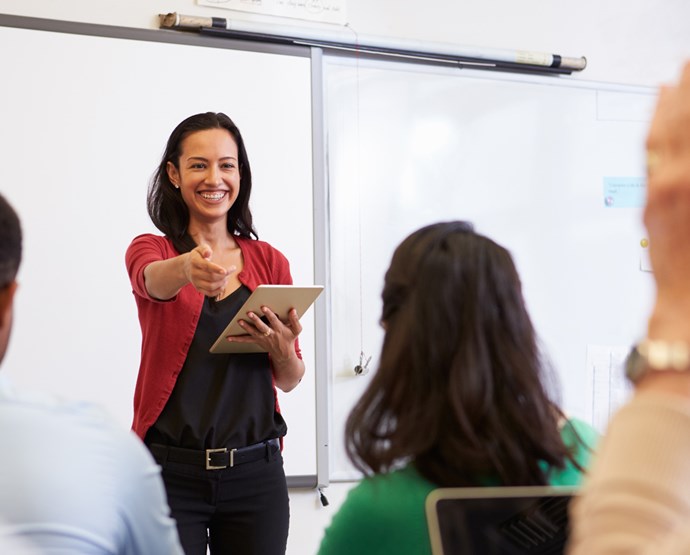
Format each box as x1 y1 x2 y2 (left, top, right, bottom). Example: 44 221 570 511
1 13 661 489
322 52 658 482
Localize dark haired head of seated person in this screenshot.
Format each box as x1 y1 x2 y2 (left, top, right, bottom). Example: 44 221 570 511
0 193 184 554
318 220 598 555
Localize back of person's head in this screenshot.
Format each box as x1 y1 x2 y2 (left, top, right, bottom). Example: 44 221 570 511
345 221 572 486
147 111 256 253
0 194 22 365
0 194 21 288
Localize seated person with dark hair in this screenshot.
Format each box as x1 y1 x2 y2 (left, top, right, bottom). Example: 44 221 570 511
319 219 598 555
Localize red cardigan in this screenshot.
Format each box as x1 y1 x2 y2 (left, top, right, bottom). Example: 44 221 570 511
125 234 299 440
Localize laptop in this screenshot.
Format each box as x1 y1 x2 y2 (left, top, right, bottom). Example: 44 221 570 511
426 486 577 555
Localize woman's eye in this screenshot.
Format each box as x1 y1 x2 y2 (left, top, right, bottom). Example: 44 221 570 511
190 163 205 169
222 163 236 170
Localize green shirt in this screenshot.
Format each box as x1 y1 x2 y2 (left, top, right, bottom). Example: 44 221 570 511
317 418 598 555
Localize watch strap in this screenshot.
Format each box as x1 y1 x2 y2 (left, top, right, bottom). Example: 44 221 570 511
626 339 690 384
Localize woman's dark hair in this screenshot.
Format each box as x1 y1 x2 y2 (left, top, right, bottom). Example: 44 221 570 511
0 193 22 288
345 221 580 487
147 112 257 253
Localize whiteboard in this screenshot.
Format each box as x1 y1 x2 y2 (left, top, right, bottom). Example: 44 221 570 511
324 55 658 480
0 20 317 482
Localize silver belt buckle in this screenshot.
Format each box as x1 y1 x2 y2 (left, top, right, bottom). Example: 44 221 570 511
205 447 236 470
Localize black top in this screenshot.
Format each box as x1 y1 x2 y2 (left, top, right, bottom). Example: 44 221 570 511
146 285 287 450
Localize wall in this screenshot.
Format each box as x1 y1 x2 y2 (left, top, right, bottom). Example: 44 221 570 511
1 2 689 554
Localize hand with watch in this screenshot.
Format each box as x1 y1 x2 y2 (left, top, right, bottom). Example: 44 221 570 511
629 62 690 393
568 63 690 555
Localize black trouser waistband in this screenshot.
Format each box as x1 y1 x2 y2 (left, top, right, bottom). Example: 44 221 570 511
149 438 280 470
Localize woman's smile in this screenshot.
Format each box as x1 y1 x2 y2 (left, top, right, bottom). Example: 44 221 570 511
199 190 228 202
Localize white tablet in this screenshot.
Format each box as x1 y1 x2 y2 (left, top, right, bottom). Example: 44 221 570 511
209 285 324 354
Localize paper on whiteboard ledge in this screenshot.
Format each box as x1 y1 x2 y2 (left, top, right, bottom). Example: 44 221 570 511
196 0 348 25
586 344 633 433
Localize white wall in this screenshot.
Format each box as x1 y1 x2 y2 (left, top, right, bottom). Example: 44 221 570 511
2 2 690 554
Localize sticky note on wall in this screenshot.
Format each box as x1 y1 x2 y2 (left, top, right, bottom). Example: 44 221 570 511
603 177 646 208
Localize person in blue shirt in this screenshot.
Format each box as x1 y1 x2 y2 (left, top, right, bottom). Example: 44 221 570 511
0 192 184 555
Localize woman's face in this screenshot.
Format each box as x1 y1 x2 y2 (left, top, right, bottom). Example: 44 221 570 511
166 128 241 225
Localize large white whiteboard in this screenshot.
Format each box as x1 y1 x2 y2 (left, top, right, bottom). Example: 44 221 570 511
324 55 658 480
0 20 317 482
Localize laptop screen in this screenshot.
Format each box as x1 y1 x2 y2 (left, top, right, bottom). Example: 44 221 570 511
426 486 577 555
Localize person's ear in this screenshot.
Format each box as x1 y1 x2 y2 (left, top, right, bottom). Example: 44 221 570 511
0 281 18 326
166 161 181 189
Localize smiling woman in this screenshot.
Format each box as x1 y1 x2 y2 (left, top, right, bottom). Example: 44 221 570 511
125 112 306 555
166 128 242 238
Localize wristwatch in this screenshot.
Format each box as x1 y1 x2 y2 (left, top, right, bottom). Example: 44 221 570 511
625 339 690 384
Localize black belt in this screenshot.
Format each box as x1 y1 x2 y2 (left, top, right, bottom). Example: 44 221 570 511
149 438 280 470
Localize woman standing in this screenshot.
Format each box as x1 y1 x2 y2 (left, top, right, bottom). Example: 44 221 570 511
126 112 304 555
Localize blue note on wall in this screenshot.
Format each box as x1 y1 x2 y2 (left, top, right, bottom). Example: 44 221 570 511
603 177 646 208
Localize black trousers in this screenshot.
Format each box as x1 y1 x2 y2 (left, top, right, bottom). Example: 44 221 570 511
151 444 289 555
